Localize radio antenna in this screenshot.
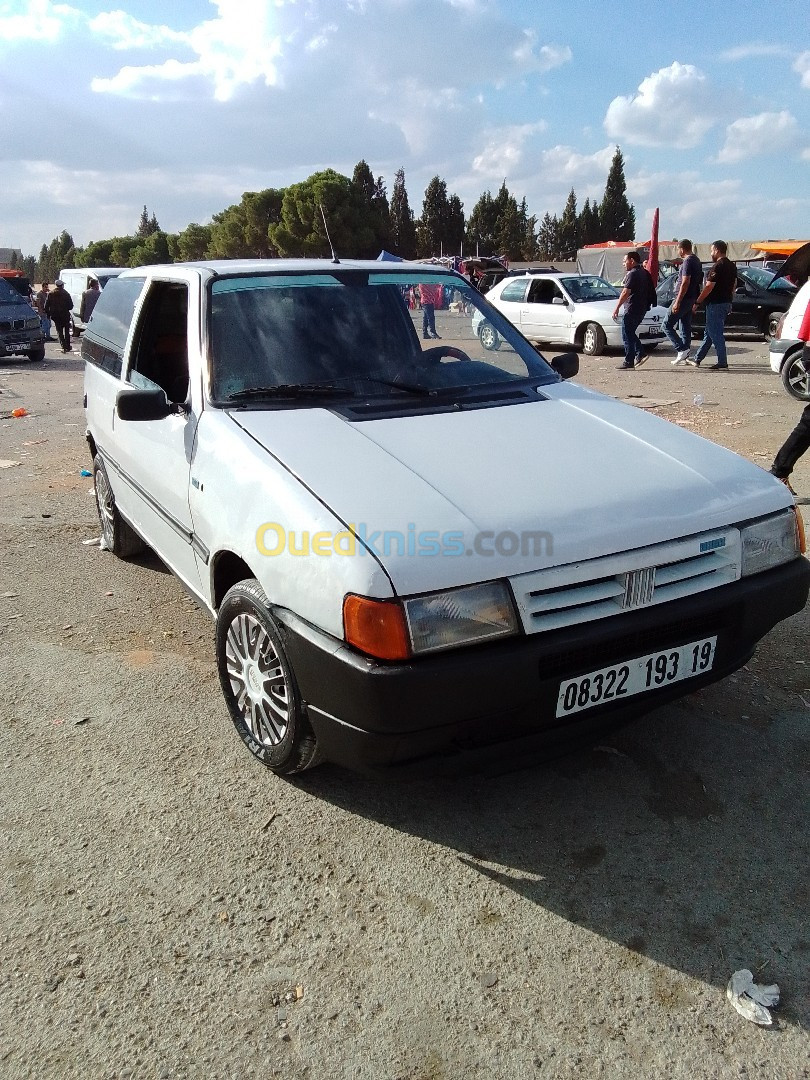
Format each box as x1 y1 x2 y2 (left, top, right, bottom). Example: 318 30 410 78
319 204 340 264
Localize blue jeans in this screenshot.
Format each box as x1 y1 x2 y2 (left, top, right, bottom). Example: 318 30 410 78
621 310 644 365
422 304 436 337
40 315 51 337
695 302 731 366
663 301 694 352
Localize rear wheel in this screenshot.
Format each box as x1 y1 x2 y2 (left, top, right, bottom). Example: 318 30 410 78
766 312 782 341
581 322 606 356
216 579 322 774
781 350 810 401
92 455 145 558
477 321 501 351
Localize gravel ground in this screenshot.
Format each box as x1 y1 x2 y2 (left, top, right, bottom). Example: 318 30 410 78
0 331 808 1080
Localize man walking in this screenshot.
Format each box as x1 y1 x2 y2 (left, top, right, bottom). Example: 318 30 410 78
35 281 52 340
418 281 443 340
44 280 73 353
666 239 703 365
79 278 101 324
612 250 649 369
688 240 736 370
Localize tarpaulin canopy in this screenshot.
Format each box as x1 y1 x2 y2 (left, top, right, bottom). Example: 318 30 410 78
377 250 404 261
751 240 810 257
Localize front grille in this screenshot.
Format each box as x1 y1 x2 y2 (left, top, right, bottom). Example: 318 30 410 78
511 527 740 635
0 319 27 332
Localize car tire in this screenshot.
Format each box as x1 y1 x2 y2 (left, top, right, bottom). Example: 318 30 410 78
780 350 810 402
216 579 322 775
582 322 606 356
28 345 45 363
92 455 145 558
477 321 501 351
765 313 782 341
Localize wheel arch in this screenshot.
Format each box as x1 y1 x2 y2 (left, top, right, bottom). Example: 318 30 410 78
211 549 259 611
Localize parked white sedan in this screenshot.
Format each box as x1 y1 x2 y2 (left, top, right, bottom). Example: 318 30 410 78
472 270 667 355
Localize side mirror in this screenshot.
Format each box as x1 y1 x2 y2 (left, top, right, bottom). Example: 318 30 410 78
551 352 579 380
552 296 565 305
116 386 172 421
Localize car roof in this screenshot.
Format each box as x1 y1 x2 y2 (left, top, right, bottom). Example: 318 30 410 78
119 258 460 279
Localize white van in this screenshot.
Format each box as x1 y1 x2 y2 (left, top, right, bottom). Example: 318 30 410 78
58 267 126 334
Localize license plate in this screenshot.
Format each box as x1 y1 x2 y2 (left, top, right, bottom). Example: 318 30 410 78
641 328 663 337
556 636 717 718
5 343 27 352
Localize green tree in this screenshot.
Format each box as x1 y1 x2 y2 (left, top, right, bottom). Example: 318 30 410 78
577 198 599 247
109 236 140 267
558 189 578 260
350 162 391 256
75 239 116 266
494 186 524 260
518 197 538 260
537 213 559 260
36 231 76 281
209 189 284 259
389 167 417 258
174 222 214 262
446 194 465 255
599 147 635 241
136 205 160 238
268 169 377 257
465 190 498 255
128 231 171 267
416 176 449 257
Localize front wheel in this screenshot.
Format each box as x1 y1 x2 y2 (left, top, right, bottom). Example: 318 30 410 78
477 322 501 351
766 312 782 341
581 322 606 356
28 345 45 362
216 579 322 774
781 350 810 402
92 455 145 558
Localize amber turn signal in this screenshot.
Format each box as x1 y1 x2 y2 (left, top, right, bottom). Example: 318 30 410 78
793 505 806 554
343 594 411 660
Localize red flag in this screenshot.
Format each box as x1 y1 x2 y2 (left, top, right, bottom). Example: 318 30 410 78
647 207 659 284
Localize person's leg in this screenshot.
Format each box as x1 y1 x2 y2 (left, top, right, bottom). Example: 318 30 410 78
679 303 693 349
620 313 635 366
56 318 70 351
422 306 430 338
630 312 645 362
771 403 810 478
663 304 685 351
710 302 730 367
693 309 715 364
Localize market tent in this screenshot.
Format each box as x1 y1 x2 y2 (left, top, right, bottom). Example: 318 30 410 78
377 250 403 261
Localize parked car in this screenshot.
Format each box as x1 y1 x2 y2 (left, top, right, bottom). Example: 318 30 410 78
0 276 44 362
657 263 796 341
472 270 667 355
58 267 126 335
83 260 809 775
768 241 810 400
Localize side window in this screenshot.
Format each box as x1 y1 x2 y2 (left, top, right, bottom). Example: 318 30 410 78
128 283 189 404
81 277 145 377
499 279 528 303
527 280 561 305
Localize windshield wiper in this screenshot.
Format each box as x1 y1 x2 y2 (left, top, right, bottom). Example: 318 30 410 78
353 375 437 396
227 383 355 401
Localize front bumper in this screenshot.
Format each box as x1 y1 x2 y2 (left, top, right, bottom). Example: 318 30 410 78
275 558 810 773
769 336 800 374
2 330 44 355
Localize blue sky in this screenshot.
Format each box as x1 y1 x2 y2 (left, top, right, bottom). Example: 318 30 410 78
1 0 808 256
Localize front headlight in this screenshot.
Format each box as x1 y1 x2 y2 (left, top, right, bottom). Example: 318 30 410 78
740 510 801 577
404 581 519 654
25 317 40 329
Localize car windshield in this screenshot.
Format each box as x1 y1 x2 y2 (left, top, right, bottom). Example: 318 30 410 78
738 265 796 292
209 270 557 404
559 275 620 302
0 279 29 305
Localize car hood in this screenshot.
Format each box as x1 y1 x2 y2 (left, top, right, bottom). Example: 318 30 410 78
230 382 790 593
571 297 665 323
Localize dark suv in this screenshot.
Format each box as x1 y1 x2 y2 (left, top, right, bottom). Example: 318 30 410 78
656 263 795 341
0 278 44 362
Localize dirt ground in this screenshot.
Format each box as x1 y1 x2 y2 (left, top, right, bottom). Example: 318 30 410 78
0 328 808 1080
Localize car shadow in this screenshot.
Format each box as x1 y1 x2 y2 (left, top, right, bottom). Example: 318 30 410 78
293 614 810 1029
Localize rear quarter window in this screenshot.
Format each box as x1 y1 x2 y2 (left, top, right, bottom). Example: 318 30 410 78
500 279 528 303
82 277 145 377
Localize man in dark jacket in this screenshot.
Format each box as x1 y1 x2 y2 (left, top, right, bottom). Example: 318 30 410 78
45 280 73 352
611 251 650 369
689 240 736 370
79 278 101 324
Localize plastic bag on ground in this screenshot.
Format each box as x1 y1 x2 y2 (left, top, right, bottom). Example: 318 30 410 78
726 969 780 1026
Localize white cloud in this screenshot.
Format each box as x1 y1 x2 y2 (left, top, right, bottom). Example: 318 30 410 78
720 43 791 61
604 62 717 149
717 111 798 163
512 30 571 72
88 11 188 51
795 51 810 89
471 122 547 179
0 0 81 44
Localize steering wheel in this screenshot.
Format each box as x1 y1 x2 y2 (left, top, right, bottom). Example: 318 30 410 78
421 345 472 365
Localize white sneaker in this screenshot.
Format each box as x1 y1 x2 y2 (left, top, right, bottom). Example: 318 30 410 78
671 348 691 365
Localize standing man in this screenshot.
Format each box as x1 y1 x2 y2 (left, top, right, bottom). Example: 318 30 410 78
35 281 52 340
688 240 736 370
612 250 649 369
769 298 810 494
666 239 703 365
418 281 443 340
79 278 101 324
44 280 73 353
